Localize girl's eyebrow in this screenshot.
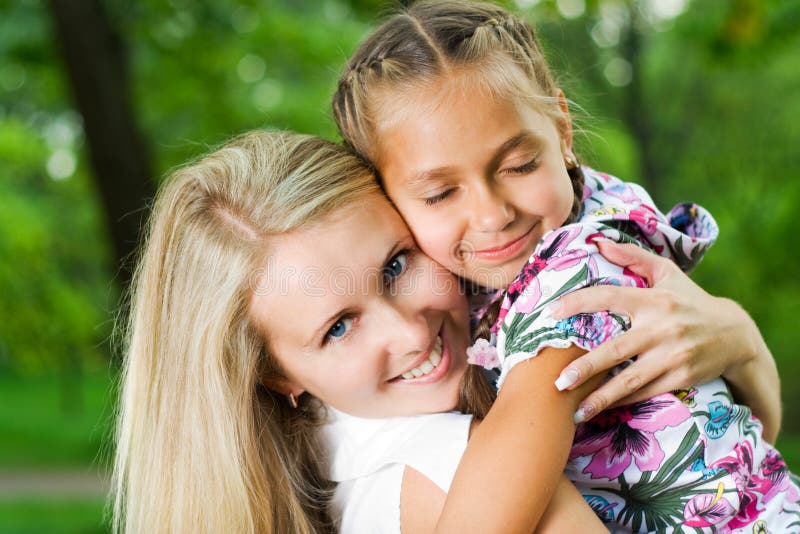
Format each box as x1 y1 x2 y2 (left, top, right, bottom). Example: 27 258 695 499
406 131 545 187
490 131 544 168
406 166 458 188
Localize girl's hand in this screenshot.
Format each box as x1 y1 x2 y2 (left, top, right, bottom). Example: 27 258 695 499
550 240 781 441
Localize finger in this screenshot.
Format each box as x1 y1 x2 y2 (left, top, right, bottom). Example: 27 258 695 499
574 362 669 423
595 240 677 285
610 377 682 408
552 285 648 320
555 328 655 390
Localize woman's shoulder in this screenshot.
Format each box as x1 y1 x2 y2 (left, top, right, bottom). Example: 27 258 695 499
321 409 473 533
321 408 473 490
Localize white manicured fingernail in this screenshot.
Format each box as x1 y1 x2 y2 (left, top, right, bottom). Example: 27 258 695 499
555 368 580 391
573 403 595 424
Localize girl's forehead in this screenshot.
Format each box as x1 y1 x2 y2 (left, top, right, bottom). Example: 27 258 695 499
372 61 550 131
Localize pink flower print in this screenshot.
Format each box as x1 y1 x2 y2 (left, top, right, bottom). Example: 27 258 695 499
683 484 736 528
582 184 592 201
511 226 588 315
466 338 500 370
621 205 661 236
596 171 614 183
710 441 770 529
758 449 790 504
604 183 641 204
570 394 692 480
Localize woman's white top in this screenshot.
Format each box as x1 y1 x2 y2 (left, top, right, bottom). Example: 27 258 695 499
320 407 473 533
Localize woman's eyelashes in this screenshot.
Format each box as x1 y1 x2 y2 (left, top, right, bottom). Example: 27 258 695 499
323 250 413 345
383 250 410 283
325 316 356 344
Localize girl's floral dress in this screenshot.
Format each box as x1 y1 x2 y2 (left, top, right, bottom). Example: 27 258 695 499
489 168 800 533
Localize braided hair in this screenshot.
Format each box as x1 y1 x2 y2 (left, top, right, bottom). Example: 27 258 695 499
333 0 586 357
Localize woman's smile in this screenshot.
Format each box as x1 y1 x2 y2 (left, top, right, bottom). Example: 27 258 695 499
388 328 451 384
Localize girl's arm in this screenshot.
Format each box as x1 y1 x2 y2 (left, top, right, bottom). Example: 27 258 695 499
553 240 781 441
433 345 604 533
534 475 607 533
400 364 607 534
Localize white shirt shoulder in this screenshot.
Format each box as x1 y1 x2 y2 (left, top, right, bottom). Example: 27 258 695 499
320 408 473 534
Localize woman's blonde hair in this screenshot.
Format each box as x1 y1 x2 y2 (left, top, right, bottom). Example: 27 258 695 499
112 130 380 534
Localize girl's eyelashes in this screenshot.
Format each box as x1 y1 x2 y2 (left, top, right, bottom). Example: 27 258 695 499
421 158 539 206
502 157 540 176
423 188 455 206
324 316 356 344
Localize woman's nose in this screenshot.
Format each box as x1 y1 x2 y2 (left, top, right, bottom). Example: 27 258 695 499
470 183 514 232
381 302 432 357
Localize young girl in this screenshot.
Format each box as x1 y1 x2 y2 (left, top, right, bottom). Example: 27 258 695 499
112 129 610 533
331 1 799 531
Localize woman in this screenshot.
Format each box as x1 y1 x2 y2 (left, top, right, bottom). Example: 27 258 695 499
112 130 783 534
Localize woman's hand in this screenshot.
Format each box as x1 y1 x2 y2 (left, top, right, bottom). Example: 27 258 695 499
550 240 781 441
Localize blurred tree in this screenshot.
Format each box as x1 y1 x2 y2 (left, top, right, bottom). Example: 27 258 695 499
1 0 798 435
49 0 155 288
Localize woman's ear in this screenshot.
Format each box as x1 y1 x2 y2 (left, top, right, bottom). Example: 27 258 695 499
554 89 575 156
262 377 305 399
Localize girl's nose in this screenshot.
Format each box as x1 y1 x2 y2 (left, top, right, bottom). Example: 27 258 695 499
470 182 514 232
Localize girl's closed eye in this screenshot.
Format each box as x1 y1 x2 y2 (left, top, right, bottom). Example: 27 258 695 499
501 157 540 176
424 188 456 206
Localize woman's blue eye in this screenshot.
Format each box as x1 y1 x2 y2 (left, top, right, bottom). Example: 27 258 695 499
384 252 408 281
326 317 353 340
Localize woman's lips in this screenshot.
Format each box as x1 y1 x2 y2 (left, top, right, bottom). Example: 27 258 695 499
388 330 451 385
469 224 537 262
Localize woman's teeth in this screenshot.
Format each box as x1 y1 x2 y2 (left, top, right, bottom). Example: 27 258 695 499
401 337 443 380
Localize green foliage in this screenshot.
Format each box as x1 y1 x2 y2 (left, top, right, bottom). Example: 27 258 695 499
528 0 800 431
0 0 798 478
0 499 107 534
0 373 114 468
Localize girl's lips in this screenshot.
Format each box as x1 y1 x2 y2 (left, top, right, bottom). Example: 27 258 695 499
388 329 451 385
470 224 537 262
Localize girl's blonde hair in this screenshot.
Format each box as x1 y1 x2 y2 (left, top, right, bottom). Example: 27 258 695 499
112 131 380 534
333 0 588 343
332 0 584 221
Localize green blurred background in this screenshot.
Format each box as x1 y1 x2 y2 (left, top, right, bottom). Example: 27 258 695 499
1 0 798 532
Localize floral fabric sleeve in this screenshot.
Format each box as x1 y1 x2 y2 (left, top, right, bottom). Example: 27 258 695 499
493 222 645 388
491 170 718 389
